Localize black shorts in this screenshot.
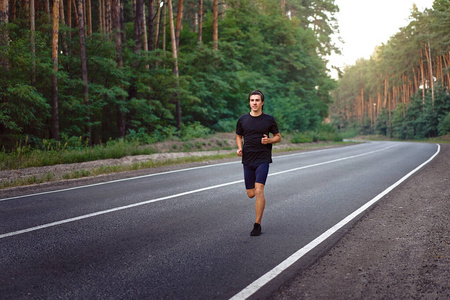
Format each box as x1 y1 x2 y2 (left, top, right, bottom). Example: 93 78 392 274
243 163 269 190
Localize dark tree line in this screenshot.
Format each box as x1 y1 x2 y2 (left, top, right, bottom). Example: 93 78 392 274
331 1 450 139
1 0 339 150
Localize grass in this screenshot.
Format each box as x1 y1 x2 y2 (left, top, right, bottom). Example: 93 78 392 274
5 129 417 190
4 132 445 190
0 140 357 190
0 152 238 189
9 128 447 191
0 138 157 170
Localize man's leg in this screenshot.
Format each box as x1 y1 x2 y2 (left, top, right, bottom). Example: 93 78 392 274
254 183 265 224
245 186 265 223
244 163 268 236
248 184 264 236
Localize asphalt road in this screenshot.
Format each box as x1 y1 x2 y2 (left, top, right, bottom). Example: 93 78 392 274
0 141 439 299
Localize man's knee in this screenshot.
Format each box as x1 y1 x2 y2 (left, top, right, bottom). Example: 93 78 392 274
246 189 256 198
255 183 265 196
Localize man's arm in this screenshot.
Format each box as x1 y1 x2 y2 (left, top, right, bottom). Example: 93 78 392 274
236 134 243 156
261 133 281 145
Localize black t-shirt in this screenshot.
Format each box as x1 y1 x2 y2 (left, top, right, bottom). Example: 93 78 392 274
236 113 280 165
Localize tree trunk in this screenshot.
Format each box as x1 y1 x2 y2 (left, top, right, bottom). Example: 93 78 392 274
443 52 450 89
83 0 87 32
419 51 425 110
198 0 202 47
168 0 178 76
361 85 365 134
1 0 10 71
24 0 29 19
154 0 161 49
425 41 434 108
51 0 60 140
384 76 392 137
68 0 72 27
71 0 78 25
59 0 69 56
10 0 14 20
86 0 92 35
147 0 154 51
134 0 144 52
30 0 36 85
112 0 123 62
413 67 418 94
167 0 181 129
77 0 90 142
143 5 148 51
113 0 125 137
106 0 111 32
45 0 51 22
120 0 125 42
175 0 183 52
162 1 166 52
99 0 104 32
143 3 149 69
212 0 218 50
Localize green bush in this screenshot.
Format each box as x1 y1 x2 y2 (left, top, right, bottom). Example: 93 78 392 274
291 132 313 143
0 136 157 170
438 112 450 135
180 122 211 141
290 124 342 144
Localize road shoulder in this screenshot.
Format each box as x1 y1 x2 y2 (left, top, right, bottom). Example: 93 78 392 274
272 143 450 299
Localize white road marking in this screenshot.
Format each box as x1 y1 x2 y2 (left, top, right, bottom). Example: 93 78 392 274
229 144 440 300
0 179 243 239
270 144 397 177
0 142 366 202
0 143 440 297
0 144 397 239
0 160 241 202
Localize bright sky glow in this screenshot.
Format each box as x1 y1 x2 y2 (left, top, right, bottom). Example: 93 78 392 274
328 0 435 78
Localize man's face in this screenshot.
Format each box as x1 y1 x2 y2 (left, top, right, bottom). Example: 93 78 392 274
249 94 263 113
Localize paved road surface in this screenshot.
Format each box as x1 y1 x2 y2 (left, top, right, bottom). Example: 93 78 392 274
0 142 439 299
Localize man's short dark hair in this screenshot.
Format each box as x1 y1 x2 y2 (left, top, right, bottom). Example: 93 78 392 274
248 90 264 102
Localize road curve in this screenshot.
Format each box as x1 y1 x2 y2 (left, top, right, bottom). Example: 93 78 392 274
0 141 439 299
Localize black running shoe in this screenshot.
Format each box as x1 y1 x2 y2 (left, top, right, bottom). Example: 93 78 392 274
250 223 262 236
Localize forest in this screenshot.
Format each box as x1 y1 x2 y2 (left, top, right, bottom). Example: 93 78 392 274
2 0 449 155
330 1 450 139
1 0 340 151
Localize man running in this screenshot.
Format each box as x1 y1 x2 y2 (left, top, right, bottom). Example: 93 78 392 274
236 90 281 236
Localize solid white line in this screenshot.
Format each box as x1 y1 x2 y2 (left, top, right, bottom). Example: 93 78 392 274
0 179 244 239
0 160 241 202
273 141 366 160
229 144 440 300
270 144 397 177
0 142 369 202
0 144 400 240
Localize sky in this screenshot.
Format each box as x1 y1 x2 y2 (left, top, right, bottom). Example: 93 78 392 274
327 0 435 78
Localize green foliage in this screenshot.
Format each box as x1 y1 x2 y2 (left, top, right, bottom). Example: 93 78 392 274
333 121 363 139
331 3 450 140
438 113 450 135
374 109 389 136
390 86 450 140
291 124 342 143
0 136 156 170
180 122 212 141
2 0 340 156
0 83 50 149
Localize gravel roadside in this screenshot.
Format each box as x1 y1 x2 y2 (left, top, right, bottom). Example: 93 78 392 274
271 143 450 299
